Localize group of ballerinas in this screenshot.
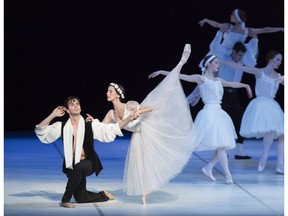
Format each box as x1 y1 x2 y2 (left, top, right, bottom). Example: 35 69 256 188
95 8 284 205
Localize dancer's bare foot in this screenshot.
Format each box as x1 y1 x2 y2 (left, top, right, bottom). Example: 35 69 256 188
103 190 116 200
60 202 75 208
141 194 146 205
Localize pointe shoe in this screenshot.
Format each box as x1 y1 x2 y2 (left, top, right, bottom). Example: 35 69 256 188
60 202 75 208
103 190 116 200
258 156 268 172
180 44 191 63
225 174 233 185
202 166 216 181
141 195 147 205
276 163 284 174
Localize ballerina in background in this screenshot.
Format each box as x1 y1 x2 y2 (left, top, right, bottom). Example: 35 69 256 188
149 54 253 184
198 8 283 68
220 50 284 174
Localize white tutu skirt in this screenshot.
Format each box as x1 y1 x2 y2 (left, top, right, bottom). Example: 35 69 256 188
240 97 284 139
193 104 237 151
123 64 196 196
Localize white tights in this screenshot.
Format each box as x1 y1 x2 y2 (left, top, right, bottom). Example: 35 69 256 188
207 147 231 176
262 132 284 170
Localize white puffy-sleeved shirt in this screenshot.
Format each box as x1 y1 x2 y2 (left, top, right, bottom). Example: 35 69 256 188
35 118 123 144
35 117 123 169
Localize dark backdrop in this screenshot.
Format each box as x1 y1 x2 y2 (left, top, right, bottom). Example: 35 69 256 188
5 0 284 131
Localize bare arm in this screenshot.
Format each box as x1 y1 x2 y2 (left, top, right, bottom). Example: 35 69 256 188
101 110 114 124
118 111 140 129
275 75 284 85
248 27 284 36
198 18 231 30
148 70 170 79
138 106 153 114
179 74 205 85
38 106 66 127
219 59 261 77
221 79 253 98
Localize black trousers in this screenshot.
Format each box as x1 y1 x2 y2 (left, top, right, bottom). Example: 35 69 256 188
61 159 109 203
222 88 244 144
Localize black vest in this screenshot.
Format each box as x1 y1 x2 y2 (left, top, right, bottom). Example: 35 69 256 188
61 120 103 176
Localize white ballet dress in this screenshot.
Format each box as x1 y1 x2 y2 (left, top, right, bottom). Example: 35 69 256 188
200 26 258 67
193 77 237 151
240 71 284 139
122 60 196 196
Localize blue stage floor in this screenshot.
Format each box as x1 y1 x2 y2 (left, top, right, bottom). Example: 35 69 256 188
4 131 284 216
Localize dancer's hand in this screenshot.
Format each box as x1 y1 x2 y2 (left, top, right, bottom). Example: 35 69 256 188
275 75 284 85
198 18 208 27
85 113 94 122
52 106 66 117
148 71 162 79
129 110 140 121
245 85 253 98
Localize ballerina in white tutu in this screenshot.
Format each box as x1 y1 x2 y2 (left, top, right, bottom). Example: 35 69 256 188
94 44 195 205
198 8 284 68
149 55 253 184
220 50 284 174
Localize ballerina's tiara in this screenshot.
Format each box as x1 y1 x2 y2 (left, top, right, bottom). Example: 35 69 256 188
110 82 125 99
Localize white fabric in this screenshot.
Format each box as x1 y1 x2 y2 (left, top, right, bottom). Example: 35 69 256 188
199 27 255 68
63 117 85 169
110 101 141 133
193 78 236 151
187 86 200 106
189 30 258 106
122 59 196 195
218 55 244 82
35 116 124 169
240 72 284 139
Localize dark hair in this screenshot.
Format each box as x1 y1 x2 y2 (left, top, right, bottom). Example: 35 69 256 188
202 55 217 68
233 42 247 53
235 9 247 22
110 83 126 100
64 96 80 109
265 50 281 63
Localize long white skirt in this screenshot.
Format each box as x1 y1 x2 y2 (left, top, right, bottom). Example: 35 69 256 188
123 65 196 196
240 97 284 139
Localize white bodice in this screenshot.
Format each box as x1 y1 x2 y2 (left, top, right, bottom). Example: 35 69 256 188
112 102 141 132
199 78 223 104
222 25 248 51
255 71 280 98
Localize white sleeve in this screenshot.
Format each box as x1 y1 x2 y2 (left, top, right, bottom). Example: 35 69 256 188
242 37 259 67
92 119 123 142
35 121 62 144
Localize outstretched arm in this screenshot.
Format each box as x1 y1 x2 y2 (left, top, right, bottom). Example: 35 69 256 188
248 27 284 36
179 74 204 84
198 18 231 31
221 79 253 98
219 59 261 77
275 75 284 85
101 110 113 124
148 70 170 78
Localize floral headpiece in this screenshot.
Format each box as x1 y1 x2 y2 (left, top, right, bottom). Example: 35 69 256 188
110 82 125 99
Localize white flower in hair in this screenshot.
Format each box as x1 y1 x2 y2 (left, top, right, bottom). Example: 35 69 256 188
110 82 125 99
